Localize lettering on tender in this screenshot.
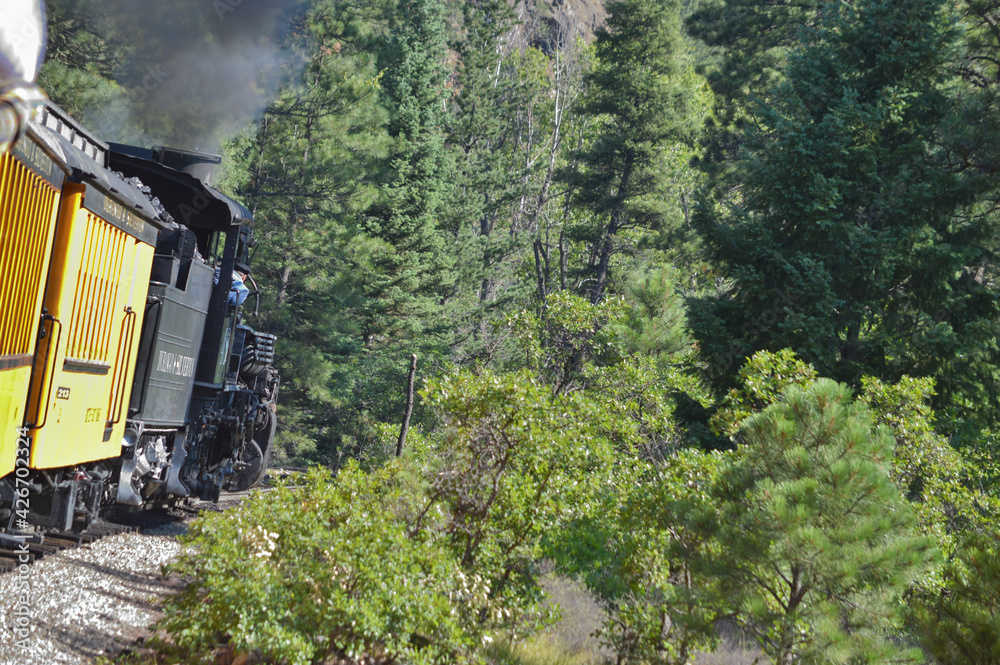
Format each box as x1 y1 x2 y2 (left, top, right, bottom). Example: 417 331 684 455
156 350 195 377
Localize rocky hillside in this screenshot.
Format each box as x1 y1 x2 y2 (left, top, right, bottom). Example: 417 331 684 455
543 0 607 40
512 0 607 47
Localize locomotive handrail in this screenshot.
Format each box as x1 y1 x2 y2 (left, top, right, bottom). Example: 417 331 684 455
245 272 261 316
107 306 136 426
26 314 61 430
131 297 162 417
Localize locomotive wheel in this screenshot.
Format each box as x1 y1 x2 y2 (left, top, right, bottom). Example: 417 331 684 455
226 439 263 492
226 406 275 492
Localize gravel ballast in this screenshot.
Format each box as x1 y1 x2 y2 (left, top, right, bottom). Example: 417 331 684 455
0 526 184 665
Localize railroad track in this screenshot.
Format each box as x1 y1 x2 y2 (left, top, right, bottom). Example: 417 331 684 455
0 488 278 574
0 521 139 574
0 468 303 575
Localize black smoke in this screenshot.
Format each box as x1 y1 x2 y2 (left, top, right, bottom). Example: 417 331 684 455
105 0 304 151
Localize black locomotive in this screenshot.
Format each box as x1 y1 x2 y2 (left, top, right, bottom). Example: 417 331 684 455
110 144 279 507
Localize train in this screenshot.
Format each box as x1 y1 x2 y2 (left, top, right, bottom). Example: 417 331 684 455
0 100 279 532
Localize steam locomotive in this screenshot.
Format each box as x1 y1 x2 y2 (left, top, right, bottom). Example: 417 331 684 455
0 101 279 532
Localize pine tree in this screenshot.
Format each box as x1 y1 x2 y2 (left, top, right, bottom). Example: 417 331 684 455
359 0 456 346
444 0 523 346
951 0 1000 188
37 0 135 127
233 4 391 461
690 0 1000 425
685 0 824 177
716 379 937 664
559 0 695 304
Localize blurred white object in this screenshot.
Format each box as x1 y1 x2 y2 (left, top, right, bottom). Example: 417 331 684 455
0 0 46 82
0 0 46 152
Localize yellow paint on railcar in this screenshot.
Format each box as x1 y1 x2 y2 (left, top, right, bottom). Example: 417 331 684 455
26 183 154 469
0 149 60 478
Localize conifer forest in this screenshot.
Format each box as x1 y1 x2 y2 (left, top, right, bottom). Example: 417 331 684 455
40 0 1000 662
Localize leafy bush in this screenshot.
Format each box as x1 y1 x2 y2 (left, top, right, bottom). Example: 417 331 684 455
908 528 1000 665
158 362 623 664
419 367 614 627
599 450 724 665
553 450 724 665
859 375 1000 557
159 465 488 665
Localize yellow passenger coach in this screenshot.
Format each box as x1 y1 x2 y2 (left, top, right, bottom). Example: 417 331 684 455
0 123 62 479
4 106 166 477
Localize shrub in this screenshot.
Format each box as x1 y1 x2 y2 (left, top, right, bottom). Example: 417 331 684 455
418 368 614 627
909 528 1000 665
158 465 488 665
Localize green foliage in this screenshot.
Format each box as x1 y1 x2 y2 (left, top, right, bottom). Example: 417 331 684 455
359 0 457 343
715 379 939 664
953 425 1000 497
908 528 1000 665
685 0 824 177
158 352 644 664
159 466 485 665
502 291 628 392
556 362 945 665
37 0 138 128
420 367 614 613
947 0 1000 207
38 59 131 124
859 375 1000 557
43 0 129 79
518 294 720 664
690 0 1000 430
503 290 699 460
232 5 393 462
712 350 999 554
589 451 724 665
710 349 818 439
315 349 441 466
446 0 521 293
617 265 689 359
422 292 706 663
